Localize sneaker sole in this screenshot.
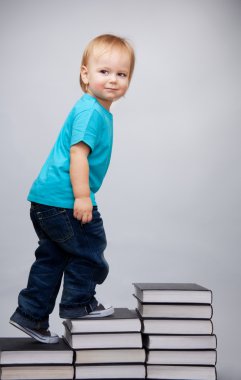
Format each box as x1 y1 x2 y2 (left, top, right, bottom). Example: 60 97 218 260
80 306 114 318
9 320 59 344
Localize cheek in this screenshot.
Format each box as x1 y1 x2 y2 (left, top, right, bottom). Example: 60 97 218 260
93 81 105 90
121 81 129 91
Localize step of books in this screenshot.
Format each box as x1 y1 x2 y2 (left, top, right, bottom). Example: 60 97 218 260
0 337 74 379
1 284 217 379
133 282 217 380
63 307 146 379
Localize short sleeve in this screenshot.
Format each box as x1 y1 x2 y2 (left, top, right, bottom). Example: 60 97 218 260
70 108 101 151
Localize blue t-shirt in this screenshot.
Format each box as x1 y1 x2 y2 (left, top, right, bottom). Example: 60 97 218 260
28 93 113 208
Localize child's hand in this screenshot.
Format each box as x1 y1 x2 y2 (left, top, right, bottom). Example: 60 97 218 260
73 197 93 224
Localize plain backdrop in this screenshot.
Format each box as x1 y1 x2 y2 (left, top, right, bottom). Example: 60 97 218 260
1 0 241 378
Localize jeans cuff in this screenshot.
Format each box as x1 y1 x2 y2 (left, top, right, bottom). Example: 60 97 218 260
10 308 49 330
59 298 98 318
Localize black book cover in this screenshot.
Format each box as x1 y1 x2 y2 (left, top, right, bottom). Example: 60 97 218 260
133 283 211 291
0 337 71 352
63 308 142 334
133 283 213 304
63 323 142 335
0 338 73 366
63 326 143 349
134 294 213 320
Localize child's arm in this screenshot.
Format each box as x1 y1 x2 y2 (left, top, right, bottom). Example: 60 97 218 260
70 142 93 224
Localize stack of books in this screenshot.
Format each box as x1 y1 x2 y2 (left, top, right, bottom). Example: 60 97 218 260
0 337 74 379
63 308 146 379
133 283 217 380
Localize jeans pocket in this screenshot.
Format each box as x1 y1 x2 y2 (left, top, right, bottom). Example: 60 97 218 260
36 207 74 243
82 209 107 253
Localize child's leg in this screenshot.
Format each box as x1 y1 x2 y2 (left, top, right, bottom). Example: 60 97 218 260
59 207 109 318
11 203 70 330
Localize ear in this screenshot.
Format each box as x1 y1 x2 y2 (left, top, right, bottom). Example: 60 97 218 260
80 65 89 84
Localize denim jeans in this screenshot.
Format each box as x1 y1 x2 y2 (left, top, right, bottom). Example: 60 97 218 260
11 202 108 329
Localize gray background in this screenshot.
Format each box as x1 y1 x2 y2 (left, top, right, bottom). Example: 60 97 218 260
1 0 241 378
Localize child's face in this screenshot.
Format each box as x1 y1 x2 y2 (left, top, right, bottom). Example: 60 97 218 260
81 48 131 110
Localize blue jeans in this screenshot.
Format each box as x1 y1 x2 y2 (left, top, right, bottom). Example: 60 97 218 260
11 202 108 329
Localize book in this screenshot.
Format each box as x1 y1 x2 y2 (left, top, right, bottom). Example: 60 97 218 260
133 283 212 304
75 348 146 364
135 299 213 319
142 318 213 334
63 328 143 349
143 334 217 349
146 364 217 379
147 349 217 365
0 337 73 365
75 364 146 379
64 308 141 333
0 365 74 379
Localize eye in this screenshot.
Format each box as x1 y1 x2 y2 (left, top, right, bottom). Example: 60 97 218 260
100 70 109 75
118 73 127 78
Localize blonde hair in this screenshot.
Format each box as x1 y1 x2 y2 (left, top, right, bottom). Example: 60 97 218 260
80 34 135 92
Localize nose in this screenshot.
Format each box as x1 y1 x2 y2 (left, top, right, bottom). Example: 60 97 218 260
109 73 117 83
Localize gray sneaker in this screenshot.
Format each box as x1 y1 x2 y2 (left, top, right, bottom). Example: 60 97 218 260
81 303 114 318
9 320 59 344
